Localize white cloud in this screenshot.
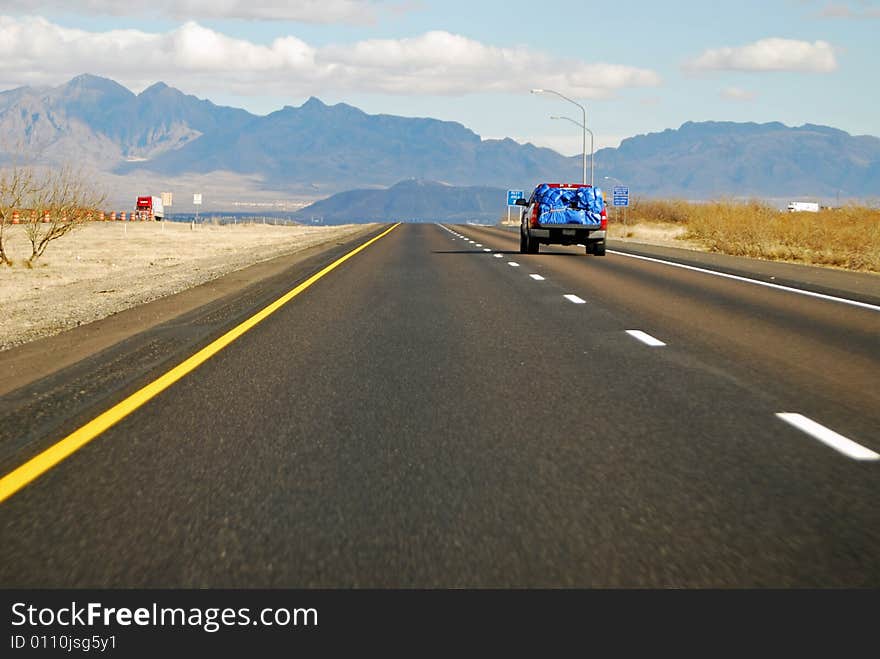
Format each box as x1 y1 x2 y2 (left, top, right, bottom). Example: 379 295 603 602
320 31 660 97
686 38 837 73
818 3 880 18
0 1 378 24
0 17 661 99
0 17 318 92
720 87 757 101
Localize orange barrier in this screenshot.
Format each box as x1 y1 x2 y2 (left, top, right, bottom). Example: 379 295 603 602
9 210 118 224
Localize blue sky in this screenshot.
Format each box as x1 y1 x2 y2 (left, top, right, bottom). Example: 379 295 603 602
0 0 877 155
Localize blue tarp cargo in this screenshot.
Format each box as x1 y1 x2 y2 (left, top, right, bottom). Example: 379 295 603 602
533 184 605 225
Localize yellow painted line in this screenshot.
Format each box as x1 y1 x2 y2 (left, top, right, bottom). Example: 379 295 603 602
0 223 401 504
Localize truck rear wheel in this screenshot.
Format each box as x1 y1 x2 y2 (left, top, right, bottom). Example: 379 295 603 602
586 241 606 256
527 233 539 254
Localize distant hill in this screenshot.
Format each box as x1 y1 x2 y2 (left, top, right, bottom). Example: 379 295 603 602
596 121 880 199
1 75 878 202
294 179 508 223
0 74 252 164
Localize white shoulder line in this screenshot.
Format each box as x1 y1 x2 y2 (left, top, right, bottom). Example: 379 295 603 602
608 250 880 312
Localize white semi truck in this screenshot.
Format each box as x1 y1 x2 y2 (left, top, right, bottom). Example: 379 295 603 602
787 201 819 213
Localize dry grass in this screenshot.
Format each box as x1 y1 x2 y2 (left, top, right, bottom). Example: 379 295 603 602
621 199 880 272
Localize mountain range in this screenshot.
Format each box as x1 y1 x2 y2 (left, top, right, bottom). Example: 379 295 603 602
593 121 880 199
1 74 878 208
294 179 507 223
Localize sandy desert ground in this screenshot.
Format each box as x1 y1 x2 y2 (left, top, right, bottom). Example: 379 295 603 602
0 221 372 350
604 220 704 249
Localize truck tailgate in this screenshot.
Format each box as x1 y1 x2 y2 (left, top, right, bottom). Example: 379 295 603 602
537 223 601 229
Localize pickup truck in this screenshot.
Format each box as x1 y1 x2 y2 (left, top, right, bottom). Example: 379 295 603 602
515 183 607 255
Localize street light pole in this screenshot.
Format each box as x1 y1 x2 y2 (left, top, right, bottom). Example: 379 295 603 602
550 116 594 188
531 88 589 186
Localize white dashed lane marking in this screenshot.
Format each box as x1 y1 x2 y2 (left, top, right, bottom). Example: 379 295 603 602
529 274 545 281
494 254 503 258
483 248 492 252
564 295 586 304
625 330 667 347
776 413 879 461
508 262 520 267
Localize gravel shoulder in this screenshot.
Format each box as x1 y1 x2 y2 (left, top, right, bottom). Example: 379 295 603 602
0 221 373 351
0 222 382 397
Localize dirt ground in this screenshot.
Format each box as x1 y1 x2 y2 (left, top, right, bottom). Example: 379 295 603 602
0 221 371 351
605 220 704 250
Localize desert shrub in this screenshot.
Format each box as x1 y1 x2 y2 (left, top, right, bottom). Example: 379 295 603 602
613 196 879 272
628 198 692 224
683 201 880 271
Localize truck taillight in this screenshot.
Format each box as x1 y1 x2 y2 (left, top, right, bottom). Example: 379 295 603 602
600 207 607 230
530 206 539 227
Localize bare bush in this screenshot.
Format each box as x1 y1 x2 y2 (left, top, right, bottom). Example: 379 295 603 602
0 166 36 267
20 166 105 268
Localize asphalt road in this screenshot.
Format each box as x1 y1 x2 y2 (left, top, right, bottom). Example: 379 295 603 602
0 222 877 587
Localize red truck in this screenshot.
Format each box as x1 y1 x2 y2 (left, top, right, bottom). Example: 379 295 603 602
135 196 165 221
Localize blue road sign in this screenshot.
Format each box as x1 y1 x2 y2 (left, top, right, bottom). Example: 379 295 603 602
507 189 524 206
612 185 629 207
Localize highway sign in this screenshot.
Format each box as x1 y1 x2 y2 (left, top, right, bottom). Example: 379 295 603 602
507 190 524 206
612 186 629 207
193 193 202 206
